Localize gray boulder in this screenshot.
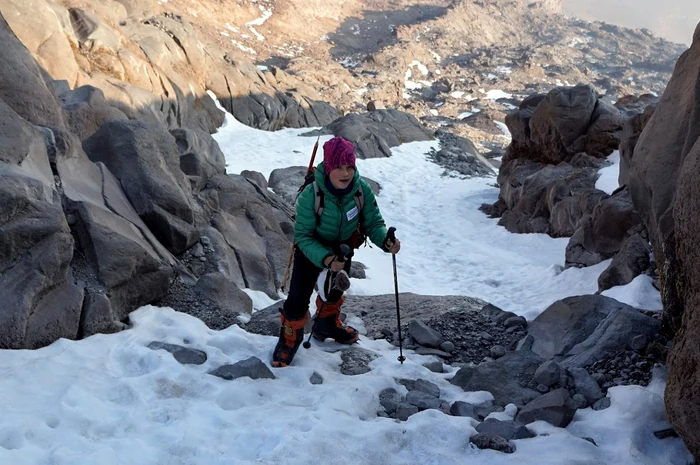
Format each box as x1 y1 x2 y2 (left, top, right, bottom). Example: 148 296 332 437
515 388 576 428
408 320 443 347
53 127 176 320
565 187 644 268
450 351 543 407
0 13 64 127
82 120 199 255
0 102 83 349
171 127 226 191
476 418 535 440
597 234 651 292
194 272 253 315
528 295 661 368
210 357 276 380
148 341 208 365
58 85 129 140
324 110 433 159
470 433 515 453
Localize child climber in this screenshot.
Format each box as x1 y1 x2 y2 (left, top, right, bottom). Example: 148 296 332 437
272 137 401 367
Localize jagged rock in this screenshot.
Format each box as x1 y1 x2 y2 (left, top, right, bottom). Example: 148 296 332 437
171 127 226 191
210 357 275 380
409 320 443 347
568 367 604 404
515 388 576 427
592 397 611 411
0 103 82 349
53 127 176 320
148 341 208 365
476 418 535 441
324 110 433 159
310 372 324 385
405 390 442 410
534 360 561 387
339 347 379 375
470 433 515 453
0 12 64 127
82 120 199 255
396 403 420 421
80 291 124 337
399 378 441 398
450 401 480 420
424 361 444 373
193 272 253 316
379 388 403 415
565 187 644 268
597 233 651 292
450 351 543 407
528 295 661 368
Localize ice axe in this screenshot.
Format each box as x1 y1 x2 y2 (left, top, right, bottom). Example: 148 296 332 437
303 244 351 349
387 227 405 364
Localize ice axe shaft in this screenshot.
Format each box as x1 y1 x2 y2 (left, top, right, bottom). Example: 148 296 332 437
387 227 405 364
281 136 321 292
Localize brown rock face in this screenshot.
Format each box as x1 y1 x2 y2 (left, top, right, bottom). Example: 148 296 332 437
629 20 700 460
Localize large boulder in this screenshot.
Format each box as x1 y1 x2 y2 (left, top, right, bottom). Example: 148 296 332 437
0 11 64 127
528 295 661 368
634 22 700 460
57 85 129 141
206 174 289 298
82 120 199 255
0 101 81 349
450 351 544 407
504 84 623 165
324 110 434 159
565 187 644 268
52 127 176 321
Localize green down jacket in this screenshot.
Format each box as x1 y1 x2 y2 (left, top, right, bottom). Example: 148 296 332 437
295 162 388 268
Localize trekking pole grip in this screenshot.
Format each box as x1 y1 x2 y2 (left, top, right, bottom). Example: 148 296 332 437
338 244 351 263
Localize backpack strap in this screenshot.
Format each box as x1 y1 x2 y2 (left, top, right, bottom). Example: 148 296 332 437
354 185 364 215
312 181 324 224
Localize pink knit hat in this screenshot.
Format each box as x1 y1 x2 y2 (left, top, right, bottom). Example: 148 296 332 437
323 137 356 175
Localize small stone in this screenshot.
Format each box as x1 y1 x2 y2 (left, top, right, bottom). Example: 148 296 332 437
631 335 648 351
503 316 527 328
439 341 455 352
192 243 205 258
480 332 494 342
592 397 611 411
654 428 678 439
65 213 77 225
200 236 211 247
490 345 506 359
310 372 323 385
424 361 444 373
470 433 515 454
572 393 588 409
591 372 606 386
536 384 550 394
396 403 419 421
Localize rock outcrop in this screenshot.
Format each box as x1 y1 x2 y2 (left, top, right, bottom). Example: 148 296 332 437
627 22 700 460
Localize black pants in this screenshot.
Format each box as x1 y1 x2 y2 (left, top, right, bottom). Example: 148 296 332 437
282 247 352 321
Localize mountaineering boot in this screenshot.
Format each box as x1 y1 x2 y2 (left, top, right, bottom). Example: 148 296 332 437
272 310 309 367
312 296 359 344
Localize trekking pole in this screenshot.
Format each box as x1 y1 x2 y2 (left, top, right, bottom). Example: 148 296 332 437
281 135 321 292
303 244 351 349
387 227 406 364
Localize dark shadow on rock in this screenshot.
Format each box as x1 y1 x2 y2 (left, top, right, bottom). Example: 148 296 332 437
327 5 449 60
